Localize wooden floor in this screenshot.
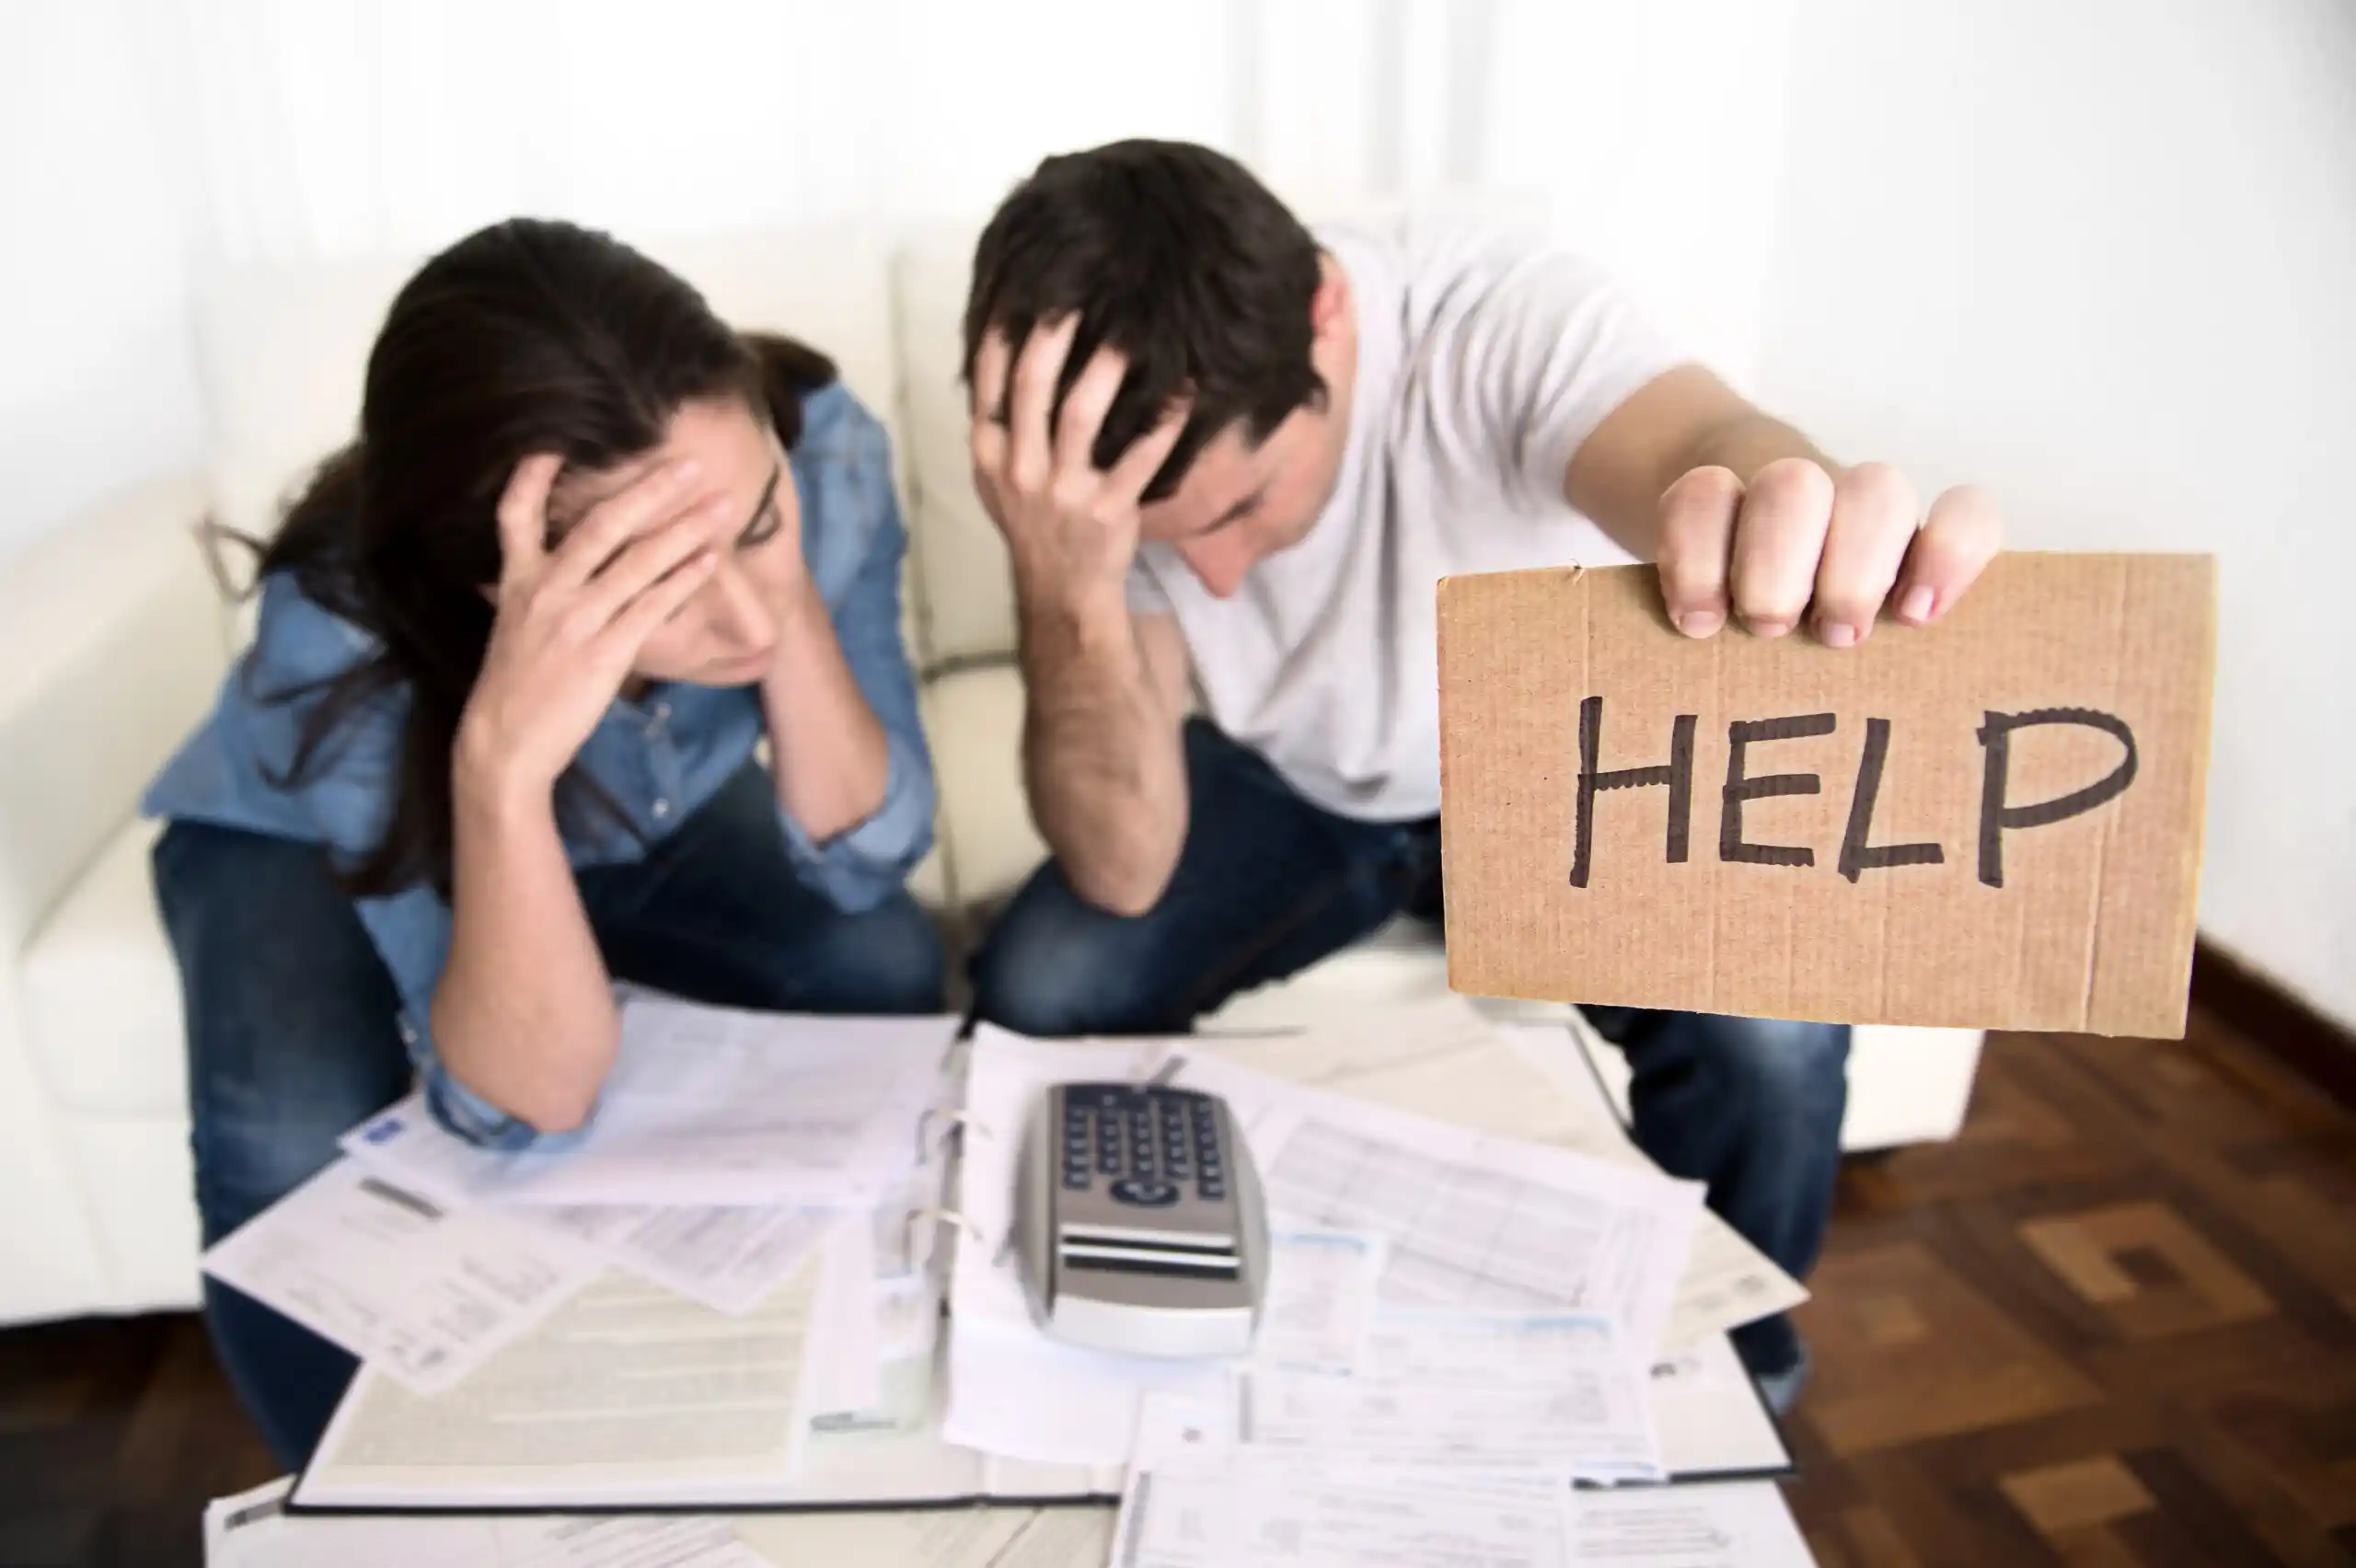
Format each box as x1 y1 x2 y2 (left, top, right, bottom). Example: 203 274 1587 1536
2 1006 2350 1567
1786 1013 2356 1566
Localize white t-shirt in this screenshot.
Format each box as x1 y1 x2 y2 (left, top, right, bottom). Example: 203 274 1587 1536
1128 213 1685 823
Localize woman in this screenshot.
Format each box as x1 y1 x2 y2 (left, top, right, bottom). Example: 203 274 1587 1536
145 218 944 1463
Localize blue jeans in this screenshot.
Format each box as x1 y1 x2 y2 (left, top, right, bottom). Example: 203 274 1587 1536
155 763 945 1467
971 720 1845 1378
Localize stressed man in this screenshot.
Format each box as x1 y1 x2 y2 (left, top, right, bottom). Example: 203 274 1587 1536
961 140 2001 1410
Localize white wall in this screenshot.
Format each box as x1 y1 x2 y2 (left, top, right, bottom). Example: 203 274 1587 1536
0 3 205 558
1759 0 2356 1024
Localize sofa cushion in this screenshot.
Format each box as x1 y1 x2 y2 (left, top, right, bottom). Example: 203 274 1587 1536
21 819 189 1118
920 662 1043 909
894 223 1018 666
1199 916 1454 1032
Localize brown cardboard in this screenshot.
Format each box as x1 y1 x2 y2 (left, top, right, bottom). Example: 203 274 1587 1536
1438 554 2216 1037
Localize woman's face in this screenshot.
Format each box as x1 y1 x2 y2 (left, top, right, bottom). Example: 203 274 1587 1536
546 398 802 687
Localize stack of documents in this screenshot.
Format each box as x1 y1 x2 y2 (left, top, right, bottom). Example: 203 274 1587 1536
203 989 1819 1564
201 997 965 1509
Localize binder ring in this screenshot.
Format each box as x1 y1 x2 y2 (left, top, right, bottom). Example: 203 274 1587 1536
915 1105 992 1161
905 1205 983 1267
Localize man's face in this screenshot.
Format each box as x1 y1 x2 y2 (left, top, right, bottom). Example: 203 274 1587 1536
1134 402 1349 598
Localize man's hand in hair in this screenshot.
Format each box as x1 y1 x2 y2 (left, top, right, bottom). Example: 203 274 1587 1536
969 316 1189 609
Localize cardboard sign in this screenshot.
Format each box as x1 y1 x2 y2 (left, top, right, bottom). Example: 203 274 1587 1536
1438 554 2216 1037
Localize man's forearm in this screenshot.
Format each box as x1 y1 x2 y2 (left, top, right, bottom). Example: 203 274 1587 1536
1015 586 1187 917
1567 366 1844 559
1681 406 1840 489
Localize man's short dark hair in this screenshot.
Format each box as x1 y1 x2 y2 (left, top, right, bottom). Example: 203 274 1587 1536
963 140 1327 502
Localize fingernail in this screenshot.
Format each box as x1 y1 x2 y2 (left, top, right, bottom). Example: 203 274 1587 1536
1748 617 1793 639
1675 609 1723 639
1819 621 1858 650
1899 585 1935 623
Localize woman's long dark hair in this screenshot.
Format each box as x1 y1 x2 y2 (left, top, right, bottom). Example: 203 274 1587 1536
259 218 836 897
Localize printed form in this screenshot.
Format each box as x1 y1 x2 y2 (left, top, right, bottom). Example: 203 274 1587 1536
294 1263 826 1509
1114 1394 1579 1568
1198 997 1808 1348
341 1003 960 1207
1504 1020 1812 1347
1238 1309 1662 1483
201 1159 604 1394
1172 1050 1703 1353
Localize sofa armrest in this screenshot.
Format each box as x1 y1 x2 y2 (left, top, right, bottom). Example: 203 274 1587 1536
0 470 219 1323
0 471 222 960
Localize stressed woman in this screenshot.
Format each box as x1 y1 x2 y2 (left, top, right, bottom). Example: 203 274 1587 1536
144 219 944 1462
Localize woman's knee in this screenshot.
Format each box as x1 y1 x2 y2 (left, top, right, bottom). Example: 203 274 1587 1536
158 824 415 1237
809 893 948 1014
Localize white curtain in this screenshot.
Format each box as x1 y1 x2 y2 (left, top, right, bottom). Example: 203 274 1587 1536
1 0 1794 556
124 0 1792 377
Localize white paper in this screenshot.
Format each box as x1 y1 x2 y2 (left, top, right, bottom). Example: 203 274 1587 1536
1115 1396 1577 1568
1197 994 1517 1087
1252 1228 1384 1376
868 1147 953 1365
1659 1214 1813 1351
1238 1309 1661 1483
799 1216 883 1420
1566 1482 1819 1566
203 1476 762 1568
733 1505 1114 1568
1646 1332 1795 1480
1505 1023 1812 1347
537 1204 835 1318
297 1264 826 1509
202 1159 603 1393
1172 1052 1703 1354
1209 1009 1808 1349
875 1271 944 1366
945 1313 1232 1469
341 1002 959 1207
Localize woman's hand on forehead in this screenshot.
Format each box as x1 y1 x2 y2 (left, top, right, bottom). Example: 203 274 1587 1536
544 405 783 554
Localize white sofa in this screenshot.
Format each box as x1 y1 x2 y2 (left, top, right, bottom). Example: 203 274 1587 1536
0 222 1984 1327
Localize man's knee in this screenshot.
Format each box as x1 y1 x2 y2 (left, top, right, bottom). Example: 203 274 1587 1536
970 880 1168 1038
1697 1016 1850 1113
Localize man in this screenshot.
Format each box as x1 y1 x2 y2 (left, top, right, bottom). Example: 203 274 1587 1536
961 141 2001 1410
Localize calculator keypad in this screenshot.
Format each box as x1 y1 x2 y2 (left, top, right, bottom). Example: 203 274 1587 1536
1058 1085 1230 1210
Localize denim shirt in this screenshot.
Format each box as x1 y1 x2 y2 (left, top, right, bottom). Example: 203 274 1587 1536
144 383 935 1147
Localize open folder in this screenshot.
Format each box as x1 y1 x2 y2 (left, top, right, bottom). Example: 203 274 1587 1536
285 1002 1796 1516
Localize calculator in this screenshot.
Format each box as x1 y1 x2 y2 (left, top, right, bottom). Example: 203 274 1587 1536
1011 1080 1269 1358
